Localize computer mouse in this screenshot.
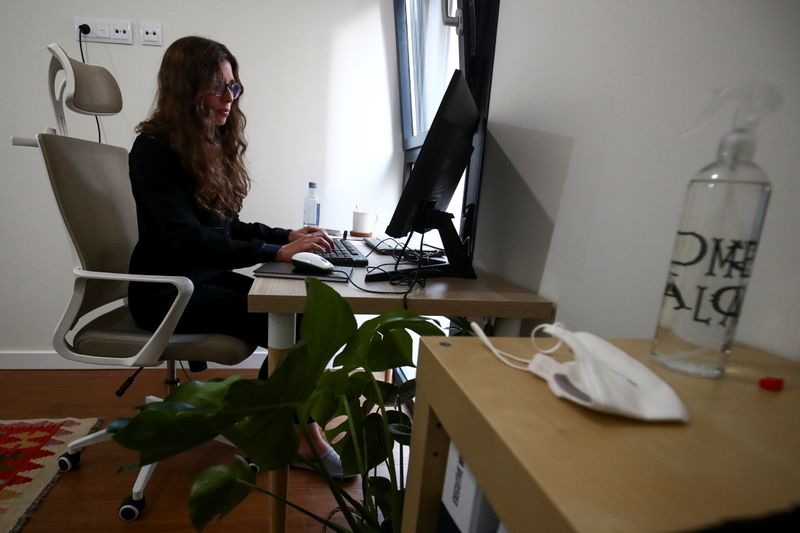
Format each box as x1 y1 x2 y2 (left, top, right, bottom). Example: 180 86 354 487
291 252 334 273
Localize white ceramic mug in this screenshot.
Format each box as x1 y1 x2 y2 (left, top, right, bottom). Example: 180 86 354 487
351 211 378 236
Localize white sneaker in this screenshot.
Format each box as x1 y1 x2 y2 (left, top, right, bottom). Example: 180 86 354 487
290 447 356 479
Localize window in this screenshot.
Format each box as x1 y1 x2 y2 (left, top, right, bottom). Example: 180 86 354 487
397 1 460 141
393 0 499 251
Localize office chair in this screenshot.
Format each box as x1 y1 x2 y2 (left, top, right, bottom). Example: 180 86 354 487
17 43 257 520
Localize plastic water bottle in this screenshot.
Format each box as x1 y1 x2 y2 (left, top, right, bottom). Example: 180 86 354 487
652 80 781 378
302 181 320 227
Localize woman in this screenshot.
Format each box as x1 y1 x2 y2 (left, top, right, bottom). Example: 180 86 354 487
128 36 339 475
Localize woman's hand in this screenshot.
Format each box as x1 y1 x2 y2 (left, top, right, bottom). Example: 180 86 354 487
276 227 334 262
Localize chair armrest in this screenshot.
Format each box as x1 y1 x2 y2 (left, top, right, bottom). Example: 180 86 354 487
74 268 194 293
53 268 195 367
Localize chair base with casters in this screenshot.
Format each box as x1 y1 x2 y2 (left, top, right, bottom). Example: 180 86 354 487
52 295 257 521
56 368 260 521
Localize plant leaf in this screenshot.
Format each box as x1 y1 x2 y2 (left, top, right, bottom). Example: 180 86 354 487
334 312 443 370
333 397 374 475
301 278 357 360
164 375 243 407
111 403 222 465
256 279 357 407
308 368 350 425
362 412 391 471
366 476 393 529
396 379 416 405
388 422 412 446
360 379 398 410
221 407 298 471
367 328 414 371
383 409 412 446
189 456 255 531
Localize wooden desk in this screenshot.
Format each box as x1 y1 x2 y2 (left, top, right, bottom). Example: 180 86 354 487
247 252 555 532
249 264 554 320
403 337 800 532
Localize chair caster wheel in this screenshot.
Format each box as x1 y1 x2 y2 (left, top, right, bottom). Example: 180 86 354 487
237 454 260 475
118 495 145 521
57 450 81 472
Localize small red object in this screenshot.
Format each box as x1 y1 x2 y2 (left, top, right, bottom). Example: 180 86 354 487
758 377 784 392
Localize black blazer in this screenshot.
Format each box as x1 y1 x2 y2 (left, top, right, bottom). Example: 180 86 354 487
128 134 290 285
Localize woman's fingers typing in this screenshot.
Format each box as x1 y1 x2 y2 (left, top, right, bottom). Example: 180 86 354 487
276 232 333 262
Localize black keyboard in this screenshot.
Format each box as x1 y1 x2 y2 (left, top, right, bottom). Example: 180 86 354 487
319 239 369 267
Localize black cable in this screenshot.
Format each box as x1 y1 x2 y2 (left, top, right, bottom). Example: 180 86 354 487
414 231 428 281
394 233 415 271
334 265 421 311
366 236 442 264
77 24 102 143
334 268 416 298
178 360 193 383
337 234 444 310
78 24 89 61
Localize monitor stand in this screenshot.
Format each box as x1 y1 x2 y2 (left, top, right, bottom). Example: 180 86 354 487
364 210 476 283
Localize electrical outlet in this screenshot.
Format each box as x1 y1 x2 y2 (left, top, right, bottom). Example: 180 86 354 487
74 17 133 45
109 22 132 42
140 21 163 46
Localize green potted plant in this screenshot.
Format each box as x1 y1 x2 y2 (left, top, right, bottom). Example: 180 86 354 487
109 278 443 532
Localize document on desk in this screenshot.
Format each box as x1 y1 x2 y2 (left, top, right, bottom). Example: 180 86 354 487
253 262 352 283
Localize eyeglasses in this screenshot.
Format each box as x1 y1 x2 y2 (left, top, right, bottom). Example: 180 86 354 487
210 80 243 99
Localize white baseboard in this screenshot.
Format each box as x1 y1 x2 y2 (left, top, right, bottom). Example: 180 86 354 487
0 349 267 370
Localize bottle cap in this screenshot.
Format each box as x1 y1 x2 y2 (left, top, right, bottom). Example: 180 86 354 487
308 181 317 188
758 377 784 392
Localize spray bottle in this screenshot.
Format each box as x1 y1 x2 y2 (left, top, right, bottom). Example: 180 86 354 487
651 80 782 378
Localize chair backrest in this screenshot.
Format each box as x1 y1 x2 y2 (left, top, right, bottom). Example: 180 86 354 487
47 42 123 135
38 133 135 313
40 43 130 314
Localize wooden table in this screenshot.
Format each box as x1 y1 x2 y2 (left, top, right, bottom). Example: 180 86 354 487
403 336 800 532
247 250 555 532
248 265 554 321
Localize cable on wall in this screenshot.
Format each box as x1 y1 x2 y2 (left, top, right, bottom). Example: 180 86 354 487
78 24 102 143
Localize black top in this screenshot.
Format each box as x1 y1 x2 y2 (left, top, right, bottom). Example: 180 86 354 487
128 134 290 284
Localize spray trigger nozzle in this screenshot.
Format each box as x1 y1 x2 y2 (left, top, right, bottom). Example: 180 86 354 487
682 79 782 138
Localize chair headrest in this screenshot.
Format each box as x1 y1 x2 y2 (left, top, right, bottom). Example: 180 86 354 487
47 43 123 135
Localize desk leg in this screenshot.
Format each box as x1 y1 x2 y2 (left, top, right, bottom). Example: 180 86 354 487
402 395 449 533
494 317 522 336
267 313 295 533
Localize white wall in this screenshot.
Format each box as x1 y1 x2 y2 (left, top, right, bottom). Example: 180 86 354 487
475 0 800 359
3 0 798 368
0 0 401 367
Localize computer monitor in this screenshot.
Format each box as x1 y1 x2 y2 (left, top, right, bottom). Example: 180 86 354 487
367 69 480 282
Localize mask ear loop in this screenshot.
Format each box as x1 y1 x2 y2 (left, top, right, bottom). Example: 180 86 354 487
471 321 568 370
531 322 565 354
470 322 530 370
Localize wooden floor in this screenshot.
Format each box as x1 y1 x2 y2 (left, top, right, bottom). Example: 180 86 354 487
0 368 364 532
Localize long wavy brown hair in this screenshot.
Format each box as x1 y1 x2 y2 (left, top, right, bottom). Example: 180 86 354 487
137 36 249 218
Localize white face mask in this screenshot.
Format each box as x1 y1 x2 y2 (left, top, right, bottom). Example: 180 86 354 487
471 322 689 423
